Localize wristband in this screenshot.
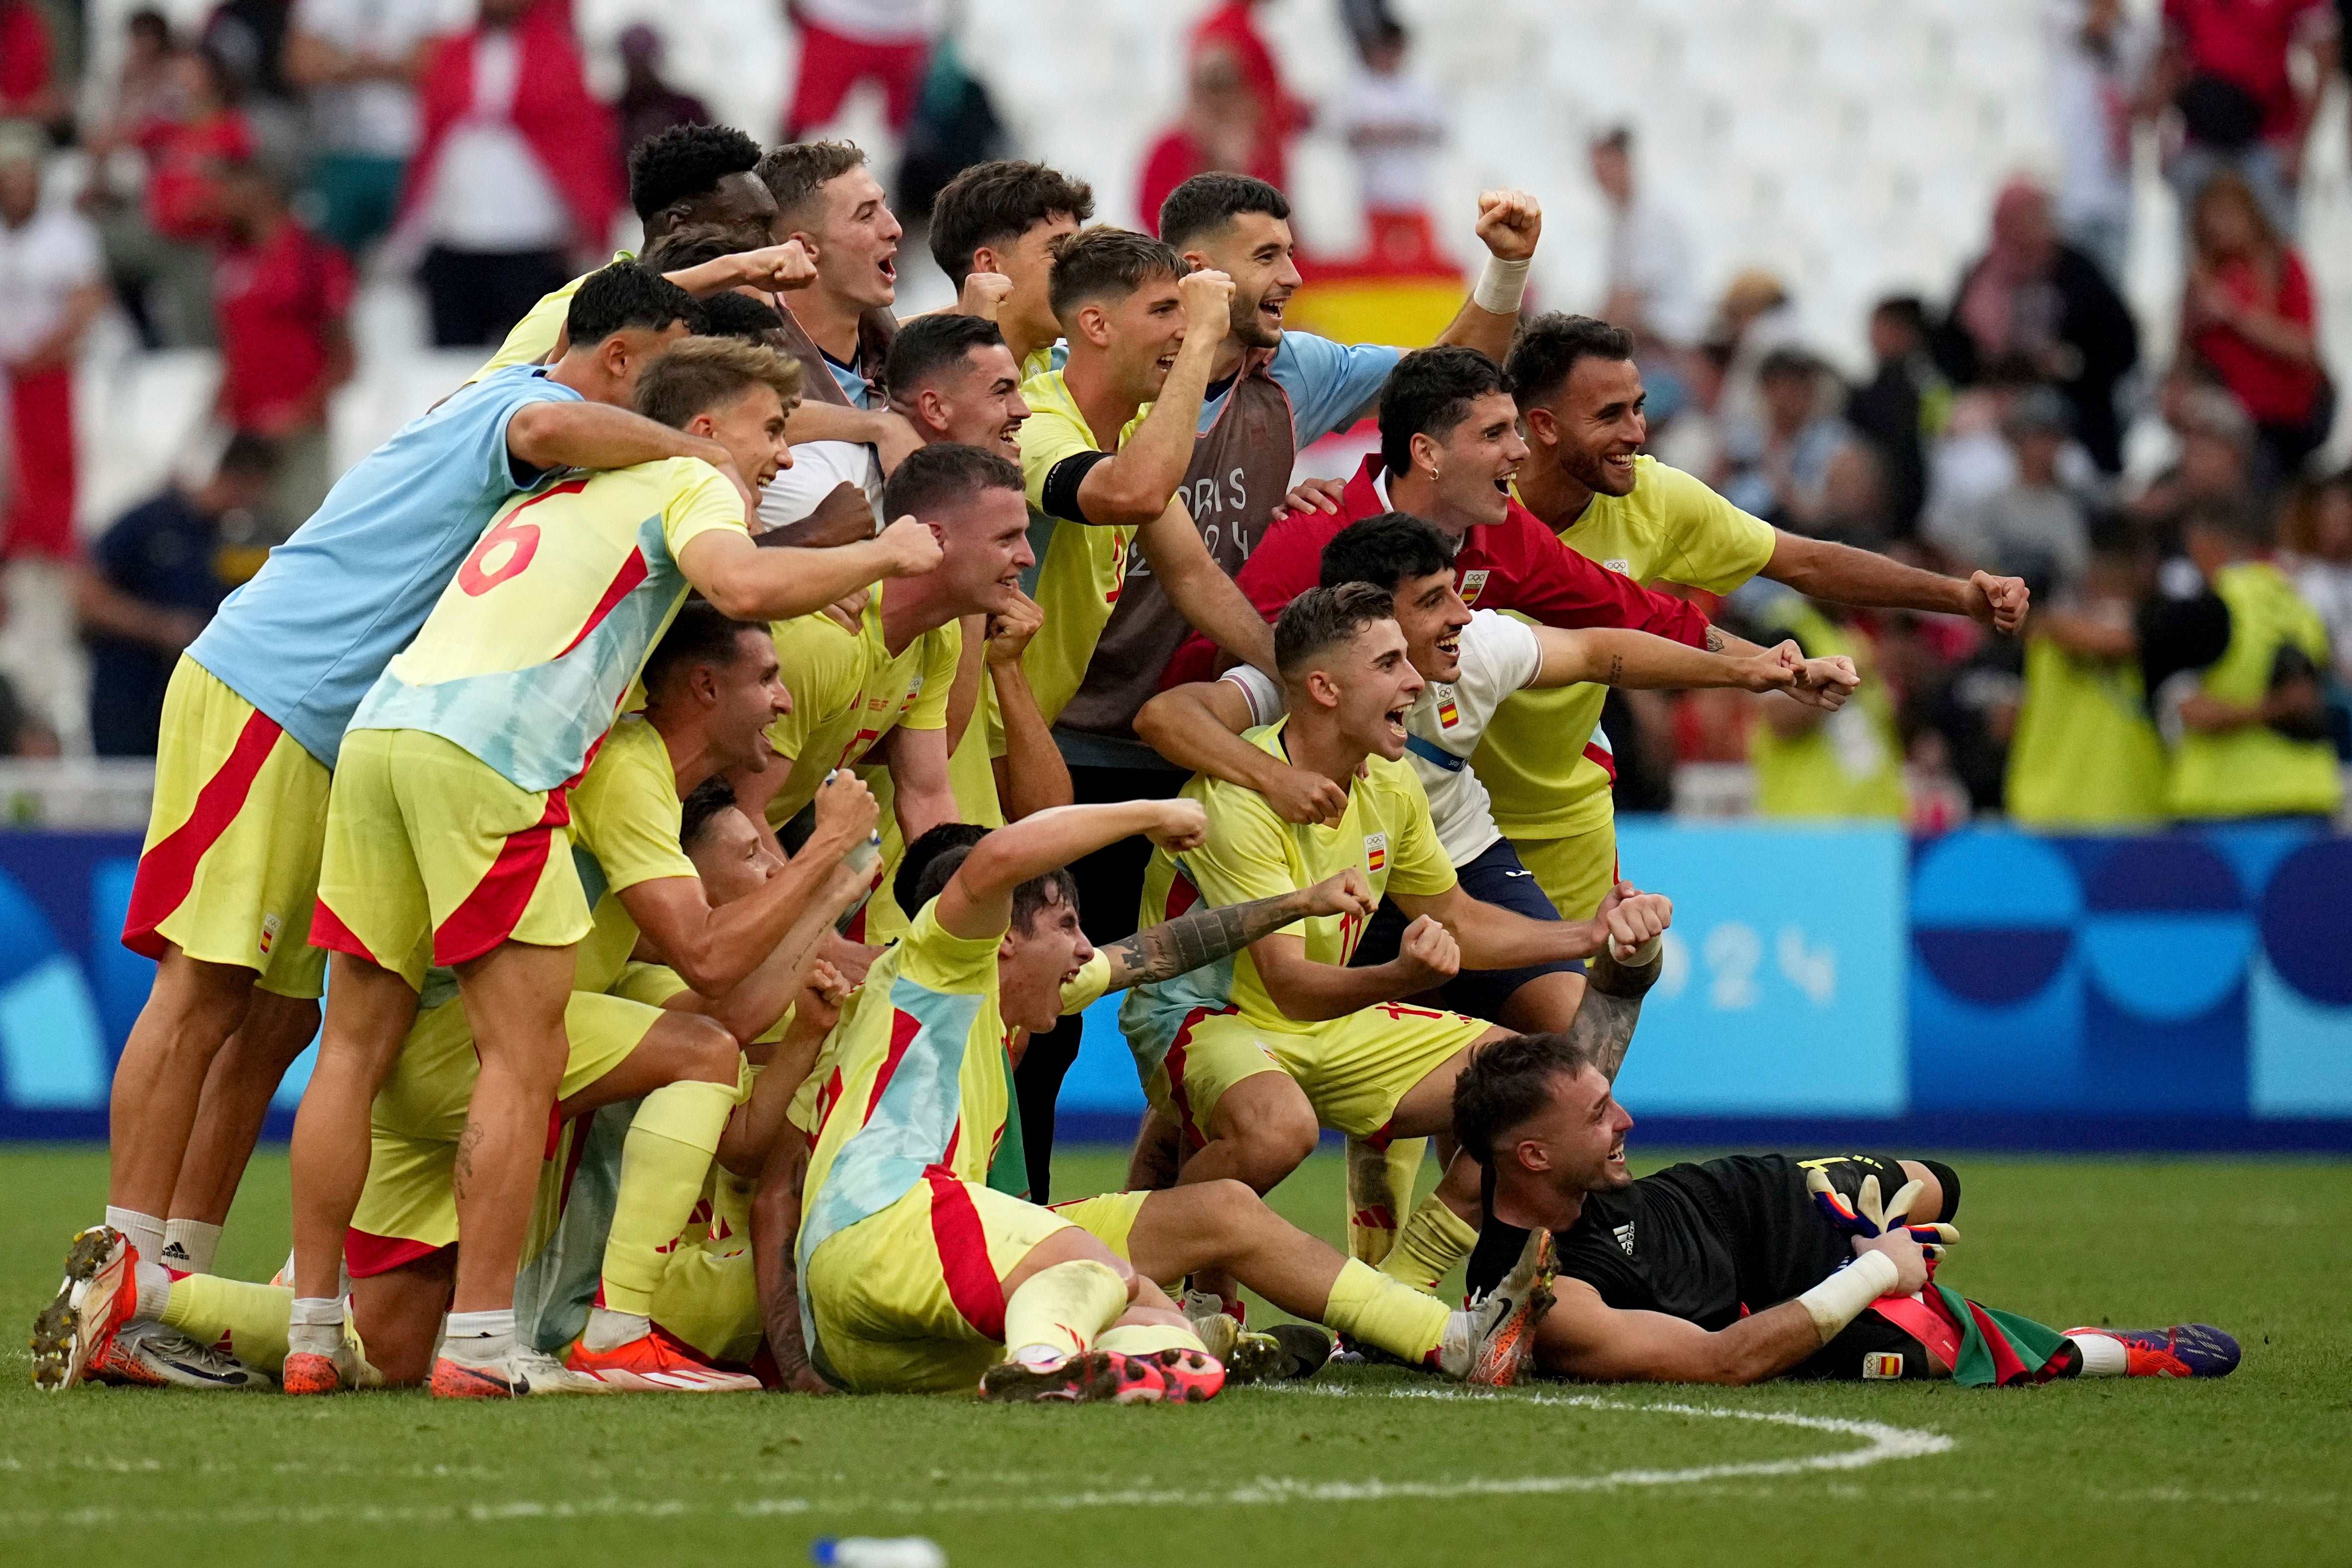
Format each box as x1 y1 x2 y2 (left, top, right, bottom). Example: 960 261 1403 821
1794 1249 1901 1344
1473 255 1532 315
1619 934 1662 968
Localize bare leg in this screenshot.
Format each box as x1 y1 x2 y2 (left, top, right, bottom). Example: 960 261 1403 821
348 1248 456 1387
1173 1073 1319 1307
167 989 320 1228
287 953 418 1302
1126 1104 1181 1190
1384 1026 1514 1141
1126 1178 1354 1320
446 941 575 1313
107 947 256 1215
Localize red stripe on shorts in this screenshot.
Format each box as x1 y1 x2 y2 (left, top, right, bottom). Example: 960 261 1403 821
432 791 573 968
308 897 378 965
863 1008 923 1124
122 707 286 959
343 1227 447 1280
1162 1003 1238 1152
923 1165 1006 1341
554 551 651 659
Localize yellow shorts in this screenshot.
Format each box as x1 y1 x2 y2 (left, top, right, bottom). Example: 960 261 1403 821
1048 1189 1151 1266
316 728 591 990
1150 1002 1490 1147
347 988 668 1268
1509 820 1619 922
125 656 331 998
804 1172 1072 1394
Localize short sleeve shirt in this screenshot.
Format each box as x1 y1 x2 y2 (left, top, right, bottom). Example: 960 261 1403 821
1016 367 1135 727
566 714 694 995
186 364 582 768
356 456 746 789
1477 456 1777 840
798 899 1012 1269
1124 718 1456 1066
763 597 960 828
1223 609 1542 864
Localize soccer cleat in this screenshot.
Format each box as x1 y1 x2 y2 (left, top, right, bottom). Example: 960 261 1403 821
1449 1227 1554 1387
1268 1322 1333 1379
30 1226 136 1391
282 1351 342 1396
1179 1286 1241 1328
2064 1324 2241 1379
1187 1309 1241 1361
1129 1345 1225 1404
429 1347 609 1399
1214 1329 1290 1387
93 1321 263 1390
565 1327 761 1392
978 1350 1131 1403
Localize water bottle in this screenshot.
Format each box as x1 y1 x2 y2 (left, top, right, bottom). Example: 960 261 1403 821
810 1537 945 1568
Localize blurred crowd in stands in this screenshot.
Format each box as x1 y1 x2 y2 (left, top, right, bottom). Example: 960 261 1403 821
0 0 2347 828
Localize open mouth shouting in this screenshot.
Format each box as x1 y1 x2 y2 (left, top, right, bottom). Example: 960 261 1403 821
1383 700 1411 742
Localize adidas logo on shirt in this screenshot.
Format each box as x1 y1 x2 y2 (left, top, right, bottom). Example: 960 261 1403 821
1612 1222 1636 1257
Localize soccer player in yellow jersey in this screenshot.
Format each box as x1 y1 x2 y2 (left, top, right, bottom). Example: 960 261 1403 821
1017 226 1280 728
286 335 938 1399
1125 585 1672 1304
928 160 1096 380
734 444 1037 933
1474 314 2030 920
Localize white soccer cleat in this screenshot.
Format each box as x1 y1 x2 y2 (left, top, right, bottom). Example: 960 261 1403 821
93 1320 265 1390
429 1345 611 1398
30 1226 137 1392
1443 1228 1554 1387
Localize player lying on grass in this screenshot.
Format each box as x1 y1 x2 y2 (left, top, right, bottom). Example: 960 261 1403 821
1123 583 1672 1308
1452 950 2243 1385
740 819 1556 1395
34 616 882 1395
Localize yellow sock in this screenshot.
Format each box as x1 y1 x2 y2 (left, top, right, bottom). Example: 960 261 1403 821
1377 1190 1478 1293
162 1275 293 1373
1323 1258 1449 1367
1001 1260 1128 1361
600 1078 736 1316
1345 1136 1425 1265
1095 1321 1208 1358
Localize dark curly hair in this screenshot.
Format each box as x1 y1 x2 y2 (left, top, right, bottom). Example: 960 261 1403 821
628 123 764 223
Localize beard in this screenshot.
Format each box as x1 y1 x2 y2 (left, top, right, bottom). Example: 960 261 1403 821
1228 294 1281 350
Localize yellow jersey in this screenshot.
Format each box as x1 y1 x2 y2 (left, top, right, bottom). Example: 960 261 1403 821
355 457 745 791
1478 458 1776 839
1015 368 1135 727
567 715 697 995
2006 632 2166 828
2167 560 2343 820
764 596 960 831
1123 718 1456 1072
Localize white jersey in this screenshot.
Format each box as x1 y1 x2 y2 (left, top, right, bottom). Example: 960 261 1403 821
1223 609 1545 865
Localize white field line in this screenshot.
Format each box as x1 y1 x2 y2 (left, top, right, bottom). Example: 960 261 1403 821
0 1385 1955 1531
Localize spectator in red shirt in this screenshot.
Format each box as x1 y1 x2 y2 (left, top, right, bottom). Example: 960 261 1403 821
2183 169 2332 480
212 157 355 535
0 0 65 125
1167 347 1736 687
137 46 258 245
2155 0 2339 234
1137 45 1283 235
1190 0 1310 192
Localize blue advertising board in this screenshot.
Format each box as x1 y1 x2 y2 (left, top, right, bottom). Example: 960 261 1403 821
2 824 2347 1150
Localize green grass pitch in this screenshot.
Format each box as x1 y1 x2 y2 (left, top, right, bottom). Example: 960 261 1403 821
2 1144 2346 1568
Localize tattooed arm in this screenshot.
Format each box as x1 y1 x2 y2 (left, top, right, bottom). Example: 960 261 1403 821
1564 933 1664 1084
1095 868 1377 993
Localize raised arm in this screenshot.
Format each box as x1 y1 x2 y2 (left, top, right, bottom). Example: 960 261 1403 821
1765 530 2029 633
937 798 1208 940
1534 625 1807 698
983 591 1075 818
619 769 879 995
1562 942 1663 1085
681 515 941 624
1096 869 1375 992
1069 271 1235 527
1428 189 1541 363
875 721 958 850
1133 678 1347 825
1390 878 1671 972
716 960 850 1178
1135 501 1278 675
682 859 873 1047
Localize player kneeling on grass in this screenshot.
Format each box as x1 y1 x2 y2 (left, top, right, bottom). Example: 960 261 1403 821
1450 951 2243 1385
